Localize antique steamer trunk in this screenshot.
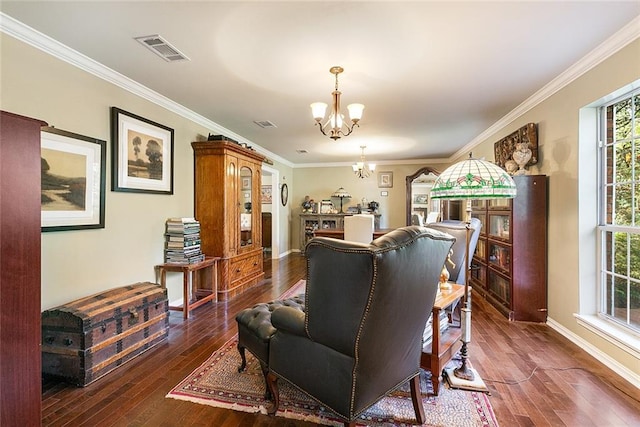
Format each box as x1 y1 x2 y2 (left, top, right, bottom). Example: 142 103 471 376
41 282 169 386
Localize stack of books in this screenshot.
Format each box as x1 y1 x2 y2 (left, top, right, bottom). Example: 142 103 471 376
164 218 205 264
422 310 450 347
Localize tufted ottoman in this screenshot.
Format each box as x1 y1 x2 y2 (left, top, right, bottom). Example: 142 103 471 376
235 295 305 398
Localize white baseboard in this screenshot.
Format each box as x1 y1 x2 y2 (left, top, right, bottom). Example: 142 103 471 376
546 317 640 390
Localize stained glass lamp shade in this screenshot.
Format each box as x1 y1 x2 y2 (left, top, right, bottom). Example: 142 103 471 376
430 155 517 201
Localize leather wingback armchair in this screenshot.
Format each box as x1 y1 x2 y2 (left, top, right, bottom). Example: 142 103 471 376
427 218 482 284
266 226 455 426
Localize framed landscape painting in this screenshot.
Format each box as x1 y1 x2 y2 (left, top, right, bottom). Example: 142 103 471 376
111 107 174 194
41 127 106 232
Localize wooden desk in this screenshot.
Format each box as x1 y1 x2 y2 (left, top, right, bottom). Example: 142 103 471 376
312 228 394 239
420 284 465 395
155 256 220 319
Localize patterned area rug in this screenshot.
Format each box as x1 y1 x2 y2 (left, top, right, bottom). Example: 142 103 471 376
166 281 499 426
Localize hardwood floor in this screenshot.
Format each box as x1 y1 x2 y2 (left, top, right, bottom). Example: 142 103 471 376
42 253 640 426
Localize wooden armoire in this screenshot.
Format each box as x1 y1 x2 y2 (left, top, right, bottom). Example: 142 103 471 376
192 140 266 301
0 111 47 425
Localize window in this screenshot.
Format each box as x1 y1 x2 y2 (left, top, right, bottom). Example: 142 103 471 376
599 89 640 334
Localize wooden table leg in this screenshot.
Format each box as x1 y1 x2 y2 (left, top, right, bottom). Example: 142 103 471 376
431 306 441 395
182 270 189 320
156 257 220 320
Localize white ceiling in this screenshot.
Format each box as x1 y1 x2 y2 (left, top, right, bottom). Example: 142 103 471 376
2 1 639 166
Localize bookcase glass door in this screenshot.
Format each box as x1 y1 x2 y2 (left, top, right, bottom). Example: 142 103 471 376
239 166 253 247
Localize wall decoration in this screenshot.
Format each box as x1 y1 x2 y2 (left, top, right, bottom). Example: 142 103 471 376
280 183 289 206
41 127 106 232
261 185 272 204
413 194 429 204
493 123 538 174
378 171 393 188
111 107 174 194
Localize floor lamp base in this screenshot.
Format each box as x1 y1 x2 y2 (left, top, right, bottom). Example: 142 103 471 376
443 366 490 393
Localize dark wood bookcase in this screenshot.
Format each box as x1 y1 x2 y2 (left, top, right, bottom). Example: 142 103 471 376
469 175 548 322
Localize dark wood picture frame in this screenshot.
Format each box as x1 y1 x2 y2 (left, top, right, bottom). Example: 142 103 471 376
111 107 174 194
41 127 106 232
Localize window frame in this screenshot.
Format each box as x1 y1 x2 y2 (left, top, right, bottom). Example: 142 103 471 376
596 88 640 335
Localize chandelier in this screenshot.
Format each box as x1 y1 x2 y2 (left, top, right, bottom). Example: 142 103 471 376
310 66 364 141
352 145 376 179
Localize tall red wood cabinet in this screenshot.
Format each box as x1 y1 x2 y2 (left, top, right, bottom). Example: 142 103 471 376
470 175 548 322
0 111 47 425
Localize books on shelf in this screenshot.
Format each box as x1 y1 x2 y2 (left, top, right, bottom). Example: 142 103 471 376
164 217 204 264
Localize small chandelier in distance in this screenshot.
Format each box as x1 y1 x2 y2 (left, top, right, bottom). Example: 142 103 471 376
353 145 376 179
310 66 364 141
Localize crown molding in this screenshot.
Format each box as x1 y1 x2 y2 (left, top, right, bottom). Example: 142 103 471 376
0 12 294 168
451 15 640 163
293 157 450 169
2 12 638 168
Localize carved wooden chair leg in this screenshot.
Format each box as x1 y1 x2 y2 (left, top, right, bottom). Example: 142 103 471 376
237 343 247 372
266 372 280 415
259 362 272 400
409 374 426 425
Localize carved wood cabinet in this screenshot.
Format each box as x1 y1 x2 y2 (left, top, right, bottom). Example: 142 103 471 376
192 141 265 301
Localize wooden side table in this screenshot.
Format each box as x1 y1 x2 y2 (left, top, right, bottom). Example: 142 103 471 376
420 283 465 395
155 256 220 319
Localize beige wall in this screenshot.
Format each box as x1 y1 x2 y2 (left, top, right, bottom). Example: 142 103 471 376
449 39 640 377
0 34 293 309
291 38 640 379
291 162 449 249
2 28 639 380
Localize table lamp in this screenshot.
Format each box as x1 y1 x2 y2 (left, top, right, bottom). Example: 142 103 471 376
331 187 351 213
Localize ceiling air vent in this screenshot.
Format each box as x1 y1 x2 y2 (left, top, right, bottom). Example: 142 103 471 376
134 35 190 62
296 149 308 154
253 120 277 129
